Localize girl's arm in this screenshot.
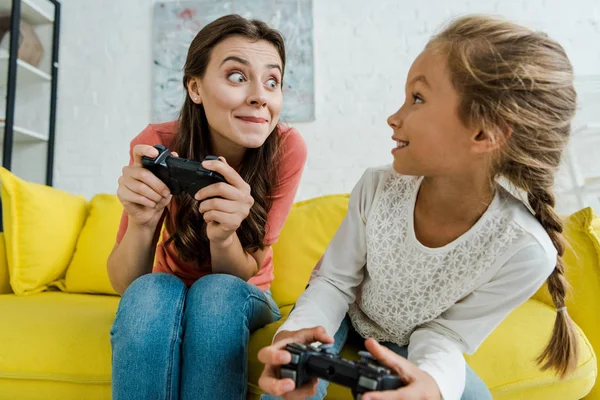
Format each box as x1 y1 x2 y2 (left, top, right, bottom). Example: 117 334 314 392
276 168 377 337
408 240 556 400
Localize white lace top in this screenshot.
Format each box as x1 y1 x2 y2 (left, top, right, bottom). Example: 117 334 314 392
278 166 557 400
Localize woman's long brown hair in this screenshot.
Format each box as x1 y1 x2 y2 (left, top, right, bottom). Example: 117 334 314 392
165 14 285 266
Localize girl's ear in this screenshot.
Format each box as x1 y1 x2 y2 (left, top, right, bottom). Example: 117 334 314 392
472 126 512 154
187 77 203 104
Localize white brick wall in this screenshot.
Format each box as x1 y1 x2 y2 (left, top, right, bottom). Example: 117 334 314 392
46 0 600 212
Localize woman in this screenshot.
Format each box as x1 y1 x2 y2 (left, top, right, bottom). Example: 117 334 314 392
108 14 307 399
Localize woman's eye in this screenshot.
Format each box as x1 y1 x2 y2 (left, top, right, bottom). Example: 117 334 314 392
412 93 424 104
266 78 279 89
227 72 245 83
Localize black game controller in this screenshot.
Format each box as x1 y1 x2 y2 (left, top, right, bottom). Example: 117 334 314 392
141 144 226 196
280 342 404 400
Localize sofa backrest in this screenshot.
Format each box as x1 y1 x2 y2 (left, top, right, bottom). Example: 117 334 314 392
270 194 349 307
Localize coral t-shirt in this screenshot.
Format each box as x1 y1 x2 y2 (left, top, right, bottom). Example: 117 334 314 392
116 120 307 291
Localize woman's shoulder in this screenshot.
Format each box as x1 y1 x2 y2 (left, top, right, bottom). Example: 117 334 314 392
130 120 179 148
277 124 306 148
276 124 307 168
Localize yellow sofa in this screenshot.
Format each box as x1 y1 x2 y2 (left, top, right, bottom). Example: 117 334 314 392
0 168 598 399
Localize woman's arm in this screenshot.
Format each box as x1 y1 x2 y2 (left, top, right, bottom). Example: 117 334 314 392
199 128 308 280
107 218 163 294
107 129 172 294
209 232 269 281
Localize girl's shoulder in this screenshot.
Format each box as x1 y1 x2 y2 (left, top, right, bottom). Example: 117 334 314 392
495 185 558 263
360 165 421 198
349 166 420 219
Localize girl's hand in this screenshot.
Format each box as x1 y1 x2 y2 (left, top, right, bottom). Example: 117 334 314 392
117 145 177 229
195 157 254 245
257 327 335 399
361 338 442 400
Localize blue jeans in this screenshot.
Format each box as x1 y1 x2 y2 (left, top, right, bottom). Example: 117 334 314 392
111 272 281 400
262 316 491 400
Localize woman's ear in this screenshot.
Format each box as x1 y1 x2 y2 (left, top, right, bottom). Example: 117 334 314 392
472 126 512 154
187 77 203 104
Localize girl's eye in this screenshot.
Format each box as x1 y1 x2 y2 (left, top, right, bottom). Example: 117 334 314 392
227 72 246 83
412 93 424 104
266 78 279 89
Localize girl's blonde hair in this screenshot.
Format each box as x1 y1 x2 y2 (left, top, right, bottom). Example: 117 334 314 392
429 15 578 377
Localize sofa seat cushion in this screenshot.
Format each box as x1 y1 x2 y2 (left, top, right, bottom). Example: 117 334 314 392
466 299 596 399
0 292 118 397
248 299 596 400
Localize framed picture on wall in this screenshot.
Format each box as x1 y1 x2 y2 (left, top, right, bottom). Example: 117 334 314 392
152 0 315 123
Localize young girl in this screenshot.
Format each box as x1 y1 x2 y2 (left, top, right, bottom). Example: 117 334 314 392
258 14 579 400
107 15 307 399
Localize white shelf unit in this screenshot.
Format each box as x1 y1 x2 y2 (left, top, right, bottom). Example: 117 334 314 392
0 48 51 86
0 0 53 26
0 121 47 142
0 0 58 190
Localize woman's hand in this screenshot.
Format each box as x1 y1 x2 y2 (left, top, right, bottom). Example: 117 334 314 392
195 157 254 245
257 327 334 399
117 145 176 229
361 338 442 400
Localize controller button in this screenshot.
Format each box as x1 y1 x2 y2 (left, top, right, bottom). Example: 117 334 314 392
280 368 297 382
320 343 336 354
358 376 378 391
358 351 377 363
290 353 300 365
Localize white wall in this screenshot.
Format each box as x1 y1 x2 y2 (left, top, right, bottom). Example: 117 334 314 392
43 0 600 212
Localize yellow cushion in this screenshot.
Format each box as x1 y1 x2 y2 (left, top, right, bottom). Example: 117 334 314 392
532 206 600 399
0 292 117 397
466 299 596 399
271 194 349 307
0 168 87 295
0 233 11 294
64 194 124 295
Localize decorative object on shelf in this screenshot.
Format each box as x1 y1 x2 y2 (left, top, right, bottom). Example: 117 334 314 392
152 0 315 123
0 16 44 67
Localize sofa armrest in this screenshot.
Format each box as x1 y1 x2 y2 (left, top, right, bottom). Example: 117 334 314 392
0 233 12 294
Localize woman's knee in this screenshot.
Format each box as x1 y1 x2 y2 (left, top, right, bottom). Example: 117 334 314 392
121 273 186 306
186 273 251 315
112 273 187 347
